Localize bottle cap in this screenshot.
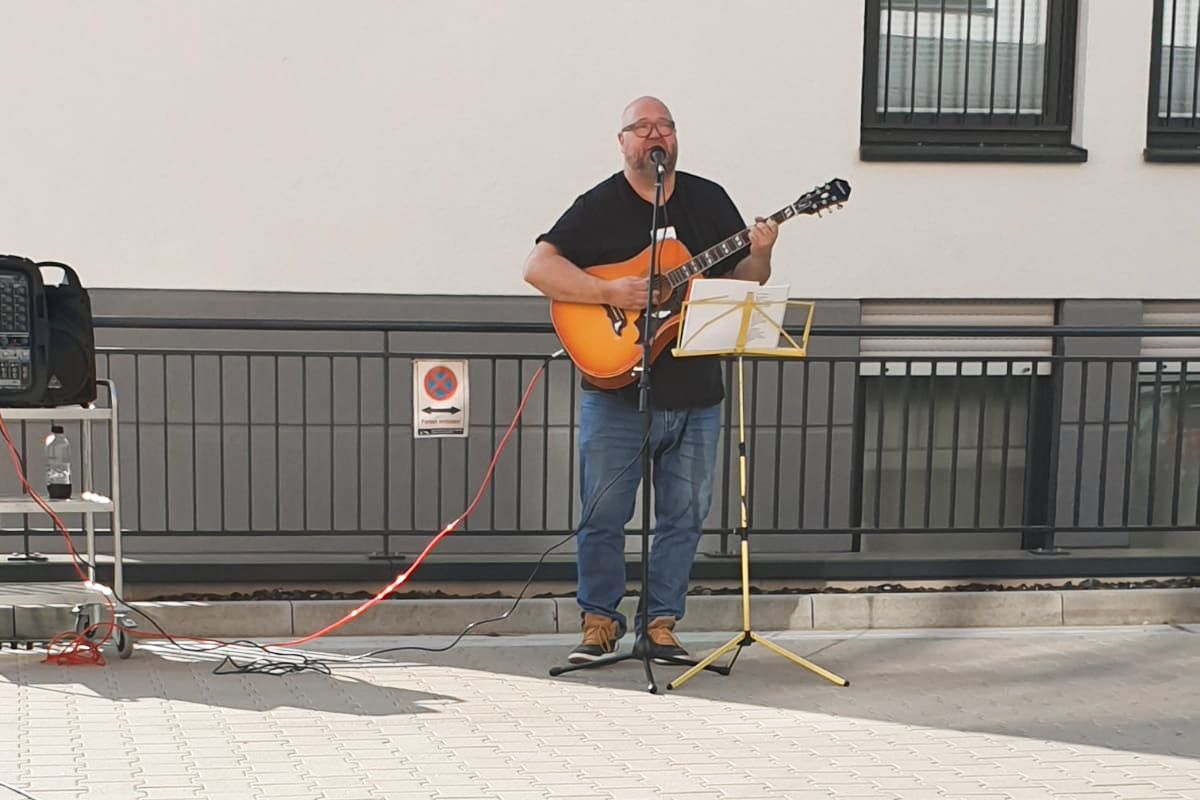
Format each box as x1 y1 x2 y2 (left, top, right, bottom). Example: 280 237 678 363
51 425 64 433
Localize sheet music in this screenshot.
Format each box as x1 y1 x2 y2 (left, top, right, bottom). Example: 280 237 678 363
676 278 791 353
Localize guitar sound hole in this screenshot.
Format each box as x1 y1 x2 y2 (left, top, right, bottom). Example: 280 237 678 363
657 283 683 316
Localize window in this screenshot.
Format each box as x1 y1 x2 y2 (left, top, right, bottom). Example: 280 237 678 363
860 370 1033 530
1146 0 1200 161
860 0 1087 161
856 302 1052 531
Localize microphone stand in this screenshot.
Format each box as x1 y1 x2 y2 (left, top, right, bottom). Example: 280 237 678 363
628 154 666 692
549 151 729 692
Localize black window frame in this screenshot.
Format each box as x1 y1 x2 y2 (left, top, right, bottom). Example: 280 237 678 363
1145 0 1200 162
860 0 1087 162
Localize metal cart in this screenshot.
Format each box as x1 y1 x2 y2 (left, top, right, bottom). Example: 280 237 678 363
0 379 135 658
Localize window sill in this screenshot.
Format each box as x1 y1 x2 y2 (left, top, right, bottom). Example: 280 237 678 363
1144 147 1200 163
860 143 1088 163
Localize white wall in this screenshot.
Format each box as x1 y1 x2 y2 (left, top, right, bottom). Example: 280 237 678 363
1 0 1195 299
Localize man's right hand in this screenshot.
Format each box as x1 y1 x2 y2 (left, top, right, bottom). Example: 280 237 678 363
604 276 653 310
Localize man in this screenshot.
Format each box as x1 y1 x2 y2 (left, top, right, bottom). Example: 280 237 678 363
523 96 778 664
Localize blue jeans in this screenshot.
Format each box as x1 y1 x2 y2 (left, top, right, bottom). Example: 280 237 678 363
576 391 721 637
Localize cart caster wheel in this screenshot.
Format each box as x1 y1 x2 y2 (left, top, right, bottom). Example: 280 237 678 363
116 629 134 659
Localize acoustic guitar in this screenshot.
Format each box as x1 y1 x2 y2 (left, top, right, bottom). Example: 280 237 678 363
549 178 851 389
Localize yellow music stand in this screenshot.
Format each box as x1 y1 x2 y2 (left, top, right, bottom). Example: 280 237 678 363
666 280 848 690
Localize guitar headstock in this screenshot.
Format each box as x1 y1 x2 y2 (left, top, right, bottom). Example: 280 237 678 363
794 178 851 216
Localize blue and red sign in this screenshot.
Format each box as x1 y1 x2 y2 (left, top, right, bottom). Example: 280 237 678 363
413 359 468 438
423 366 457 401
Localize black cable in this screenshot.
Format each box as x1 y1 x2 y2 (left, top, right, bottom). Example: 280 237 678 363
212 650 333 676
0 396 324 673
0 416 322 673
96 589 333 676
341 209 686 664
161 352 641 674
16 352 641 676
355 199 685 661
348 429 648 661
0 418 99 575
654 200 671 309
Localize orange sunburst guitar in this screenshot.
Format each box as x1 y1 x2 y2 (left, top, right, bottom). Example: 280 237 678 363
549 178 851 389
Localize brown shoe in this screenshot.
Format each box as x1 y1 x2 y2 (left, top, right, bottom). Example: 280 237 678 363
643 616 689 663
568 613 619 663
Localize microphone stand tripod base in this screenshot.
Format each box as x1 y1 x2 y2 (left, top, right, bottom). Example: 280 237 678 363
547 640 732 685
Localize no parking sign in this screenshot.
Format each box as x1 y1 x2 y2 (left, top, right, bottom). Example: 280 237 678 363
413 359 468 437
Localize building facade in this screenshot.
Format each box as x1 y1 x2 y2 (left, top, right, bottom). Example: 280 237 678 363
1 1 1197 577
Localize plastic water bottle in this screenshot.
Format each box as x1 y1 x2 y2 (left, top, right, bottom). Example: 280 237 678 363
45 424 72 500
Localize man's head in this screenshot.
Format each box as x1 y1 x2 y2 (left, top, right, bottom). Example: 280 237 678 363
619 95 678 177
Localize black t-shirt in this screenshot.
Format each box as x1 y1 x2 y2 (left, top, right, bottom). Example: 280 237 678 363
537 171 748 409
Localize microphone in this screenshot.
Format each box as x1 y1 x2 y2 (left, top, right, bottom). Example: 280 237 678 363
648 146 667 171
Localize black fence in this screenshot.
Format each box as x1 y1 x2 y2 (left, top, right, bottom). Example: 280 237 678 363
2 318 1198 580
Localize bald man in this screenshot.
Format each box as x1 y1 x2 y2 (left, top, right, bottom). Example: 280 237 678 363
524 96 779 665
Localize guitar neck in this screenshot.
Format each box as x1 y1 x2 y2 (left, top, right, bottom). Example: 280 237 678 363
662 204 799 289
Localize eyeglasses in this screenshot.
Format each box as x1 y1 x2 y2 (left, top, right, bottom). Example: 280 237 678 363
620 119 676 138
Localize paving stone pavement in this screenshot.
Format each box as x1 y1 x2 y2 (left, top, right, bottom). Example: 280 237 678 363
2 624 1199 800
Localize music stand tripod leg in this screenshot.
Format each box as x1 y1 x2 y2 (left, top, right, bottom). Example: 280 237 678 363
749 632 848 686
669 353 848 691
667 630 745 688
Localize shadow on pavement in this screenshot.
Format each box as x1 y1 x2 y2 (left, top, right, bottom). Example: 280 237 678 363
0 642 460 717
345 626 1200 759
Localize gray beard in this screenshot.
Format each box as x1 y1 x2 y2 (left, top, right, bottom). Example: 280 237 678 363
629 150 677 176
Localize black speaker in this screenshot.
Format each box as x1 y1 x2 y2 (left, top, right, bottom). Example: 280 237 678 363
0 257 95 408
0 255 50 406
38 262 97 407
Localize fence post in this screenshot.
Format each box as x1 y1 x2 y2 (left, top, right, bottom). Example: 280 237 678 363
1030 331 1069 555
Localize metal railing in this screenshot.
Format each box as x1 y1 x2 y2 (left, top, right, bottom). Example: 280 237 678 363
2 318 1198 576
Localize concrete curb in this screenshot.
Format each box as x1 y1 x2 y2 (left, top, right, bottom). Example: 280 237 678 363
291 598 559 637
1060 588 1200 625
810 591 1064 629
145 588 1200 638
5 589 1198 640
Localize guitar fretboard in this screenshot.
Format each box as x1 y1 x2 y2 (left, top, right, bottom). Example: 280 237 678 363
663 204 802 289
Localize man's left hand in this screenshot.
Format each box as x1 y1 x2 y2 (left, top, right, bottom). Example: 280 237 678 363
748 216 779 254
